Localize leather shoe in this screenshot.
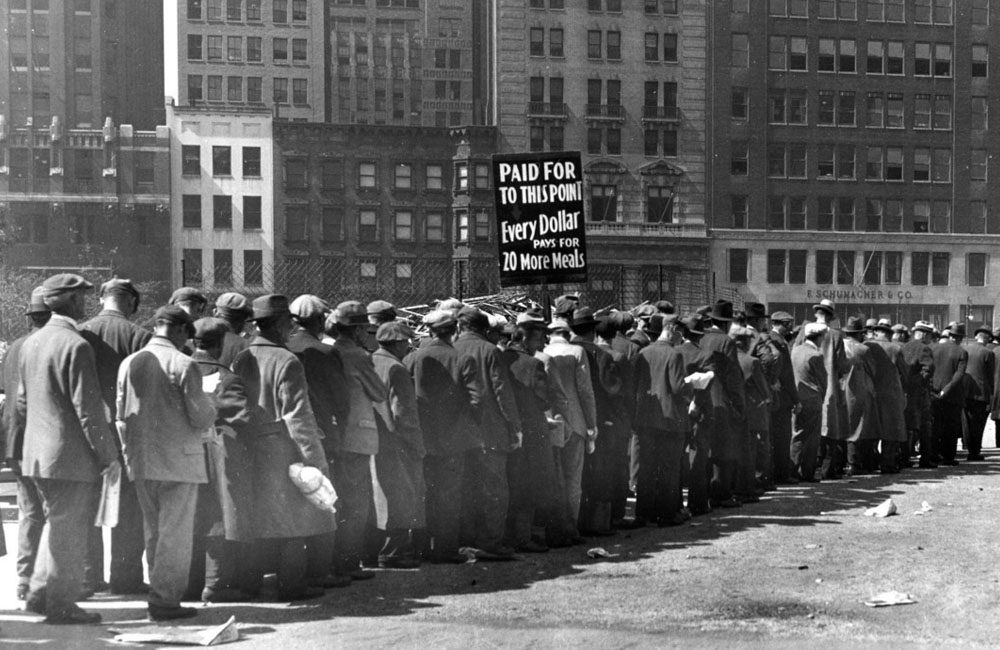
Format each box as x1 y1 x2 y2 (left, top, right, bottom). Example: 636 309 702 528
16 584 29 601
45 606 101 625
201 587 249 603
514 540 549 554
345 569 376 581
148 605 198 621
710 497 741 509
308 574 353 589
378 556 422 569
966 454 986 462
24 596 46 615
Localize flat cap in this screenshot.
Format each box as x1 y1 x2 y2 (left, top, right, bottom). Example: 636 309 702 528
423 309 457 330
290 294 331 320
367 300 397 321
548 317 572 332
516 308 547 327
250 294 290 321
553 298 577 319
654 300 676 315
170 287 207 305
42 273 92 298
376 320 414 342
26 286 48 314
332 301 369 326
192 317 229 345
100 278 140 301
215 292 251 314
154 304 193 327
770 311 794 322
458 306 490 330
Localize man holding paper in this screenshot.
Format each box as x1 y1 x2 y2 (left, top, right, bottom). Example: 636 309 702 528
116 305 217 621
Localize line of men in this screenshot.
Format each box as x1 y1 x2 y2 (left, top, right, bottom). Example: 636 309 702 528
1 276 994 625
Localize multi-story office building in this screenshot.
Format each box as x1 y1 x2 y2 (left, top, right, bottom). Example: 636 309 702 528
709 0 1000 327
0 116 171 283
166 100 275 291
327 0 480 126
165 0 325 122
488 0 712 308
0 0 164 130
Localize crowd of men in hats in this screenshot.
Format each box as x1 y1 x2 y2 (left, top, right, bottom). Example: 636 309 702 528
0 274 997 625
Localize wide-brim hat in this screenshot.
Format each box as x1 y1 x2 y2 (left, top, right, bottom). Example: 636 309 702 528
571 307 598 328
812 299 836 316
974 324 992 337
710 300 734 322
678 314 704 337
913 320 934 334
745 302 767 319
842 316 866 334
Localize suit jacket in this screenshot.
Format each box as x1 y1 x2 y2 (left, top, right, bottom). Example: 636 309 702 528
738 349 772 432
2 333 31 463
286 326 350 455
332 336 387 456
931 341 968 404
505 347 552 446
791 340 827 411
116 336 216 483
405 337 481 456
842 337 878 442
542 335 597 442
633 339 691 432
16 316 119 482
81 309 152 418
573 337 622 427
372 348 424 458
963 340 995 403
700 328 746 417
764 330 798 410
219 329 250 369
454 331 522 451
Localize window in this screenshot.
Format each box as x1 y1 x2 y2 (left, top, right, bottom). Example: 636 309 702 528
359 210 378 241
838 91 856 125
819 39 836 72
292 0 306 21
320 159 342 189
886 147 903 180
188 75 203 101
425 213 444 241
183 195 201 228
972 45 988 78
550 28 563 56
836 197 855 230
972 96 988 130
729 249 749 283
968 253 987 286
970 201 987 233
273 77 288 103
188 35 203 60
971 150 988 181
663 34 677 62
588 30 601 58
931 252 950 285
182 145 200 175
933 95 951 130
732 34 748 68
818 197 834 230
767 250 787 283
769 36 787 70
789 37 807 70
292 78 307 105
866 147 883 180
247 0 260 21
837 251 855 284
886 94 903 128
839 39 856 72
359 162 376 188
206 35 222 61
932 149 951 183
284 158 306 188
247 77 262 103
394 211 413 240
768 144 786 177
188 0 203 19
474 211 491 241
242 146 260 177
208 0 223 20
244 250 263 285
530 28 543 56
228 36 242 61
606 128 621 155
731 142 748 175
816 250 835 283
136 151 155 186
865 199 882 230
863 251 882 284
394 163 412 189
789 250 807 283
818 91 835 125
972 0 989 25
285 206 307 241
732 196 748 228
360 261 378 282
183 249 203 284
456 163 468 191
913 149 930 182
247 36 261 62
818 146 835 179
607 31 620 59
243 196 261 230
474 164 490 189
911 252 930 285
866 93 884 127
292 38 307 63
455 210 469 243
321 207 342 241
934 44 952 77
867 41 883 73
273 37 288 62
645 33 658 61
426 164 443 190
886 41 903 74
647 186 674 223
915 94 931 130
212 146 231 176
931 200 950 232
208 197 231 231
227 76 242 102
884 200 902 231
590 185 617 221
732 87 748 119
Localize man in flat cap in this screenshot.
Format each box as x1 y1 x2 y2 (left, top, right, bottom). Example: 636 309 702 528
187 318 263 602
763 311 799 486
170 287 208 319
233 295 334 600
80 278 151 596
962 325 994 462
931 323 968 465
16 274 120 624
406 310 481 563
330 301 388 579
371 321 425 568
117 305 217 621
285 295 351 588
902 322 936 467
454 306 523 559
213 293 252 367
1 287 50 602
368 300 397 326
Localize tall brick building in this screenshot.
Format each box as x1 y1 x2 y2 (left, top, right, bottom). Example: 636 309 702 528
708 0 1000 327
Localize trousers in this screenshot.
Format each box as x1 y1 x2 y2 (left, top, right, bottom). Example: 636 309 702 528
791 406 822 480
963 400 989 456
87 474 146 591
331 452 373 574
15 473 45 588
135 479 199 608
423 454 465 557
932 399 963 462
636 428 687 524
770 407 793 482
558 434 586 528
460 447 509 552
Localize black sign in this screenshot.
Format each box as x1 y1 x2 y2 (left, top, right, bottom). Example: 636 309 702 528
492 151 587 287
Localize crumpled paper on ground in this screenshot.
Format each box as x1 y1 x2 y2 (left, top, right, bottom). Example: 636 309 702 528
912 501 933 516
864 591 917 607
587 547 620 559
684 370 714 390
864 498 897 518
110 615 239 645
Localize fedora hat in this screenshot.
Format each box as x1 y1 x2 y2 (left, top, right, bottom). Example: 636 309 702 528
842 316 866 334
745 302 767 319
812 299 836 317
710 300 734 322
571 307 598 328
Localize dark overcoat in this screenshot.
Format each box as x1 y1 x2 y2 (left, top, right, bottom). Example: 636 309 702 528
405 337 481 456
454 331 521 451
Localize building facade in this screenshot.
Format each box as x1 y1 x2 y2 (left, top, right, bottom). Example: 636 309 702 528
489 0 712 309
166 100 275 292
166 0 326 122
0 0 164 130
709 0 1000 328
0 117 171 283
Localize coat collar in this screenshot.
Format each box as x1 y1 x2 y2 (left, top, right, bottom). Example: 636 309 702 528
97 308 127 319
249 335 285 349
48 313 80 331
147 335 181 351
191 349 226 368
373 347 401 363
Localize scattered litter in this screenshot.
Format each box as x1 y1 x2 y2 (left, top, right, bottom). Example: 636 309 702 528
807 613 816 619
804 544 822 550
815 579 824 584
110 616 239 646
798 565 809 570
458 547 480 563
689 522 703 527
912 501 934 516
946 503 953 507
864 591 917 608
864 498 898 518
587 547 619 559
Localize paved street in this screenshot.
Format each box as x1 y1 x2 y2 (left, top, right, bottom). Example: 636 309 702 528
2 448 999 649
